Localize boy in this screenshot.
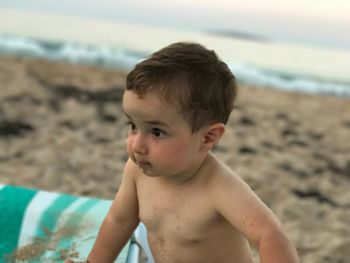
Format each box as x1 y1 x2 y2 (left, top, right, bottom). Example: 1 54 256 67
66 42 298 262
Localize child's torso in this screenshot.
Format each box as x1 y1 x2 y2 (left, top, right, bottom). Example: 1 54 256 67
135 172 253 263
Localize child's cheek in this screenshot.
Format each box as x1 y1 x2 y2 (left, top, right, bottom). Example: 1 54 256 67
161 142 191 164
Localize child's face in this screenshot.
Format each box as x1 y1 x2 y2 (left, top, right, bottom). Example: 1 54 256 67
122 90 205 180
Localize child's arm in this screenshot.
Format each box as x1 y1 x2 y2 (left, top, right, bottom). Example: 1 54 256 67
70 159 139 263
212 172 299 263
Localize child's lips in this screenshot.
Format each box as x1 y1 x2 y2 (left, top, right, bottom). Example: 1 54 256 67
135 160 150 167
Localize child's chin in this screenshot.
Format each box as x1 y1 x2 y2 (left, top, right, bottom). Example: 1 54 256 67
143 171 159 177
144 172 158 177
140 166 158 177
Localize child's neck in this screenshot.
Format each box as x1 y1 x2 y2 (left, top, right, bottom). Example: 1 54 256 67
157 153 212 185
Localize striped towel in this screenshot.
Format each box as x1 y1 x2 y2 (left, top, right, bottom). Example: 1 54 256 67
0 184 137 263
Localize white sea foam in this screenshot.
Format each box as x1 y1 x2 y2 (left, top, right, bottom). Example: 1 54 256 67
1 33 349 97
229 63 350 97
0 33 143 69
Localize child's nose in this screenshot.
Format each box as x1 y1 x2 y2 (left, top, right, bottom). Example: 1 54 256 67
132 133 148 155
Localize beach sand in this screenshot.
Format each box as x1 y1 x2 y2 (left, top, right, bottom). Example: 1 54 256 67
0 56 349 262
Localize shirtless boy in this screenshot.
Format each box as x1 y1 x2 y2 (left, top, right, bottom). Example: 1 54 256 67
66 42 298 263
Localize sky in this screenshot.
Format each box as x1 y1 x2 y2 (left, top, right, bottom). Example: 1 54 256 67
0 0 349 49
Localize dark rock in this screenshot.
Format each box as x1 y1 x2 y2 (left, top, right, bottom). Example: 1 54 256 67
3 94 42 105
277 162 294 172
312 166 326 175
261 141 283 151
293 189 350 208
0 156 9 162
0 120 34 137
94 137 112 144
46 84 124 104
292 189 339 207
261 141 275 148
307 131 324 141
59 120 78 130
14 151 24 158
325 159 350 178
344 161 350 178
275 112 289 120
276 162 310 178
312 152 329 161
312 153 350 177
48 98 62 112
281 128 298 137
101 114 117 123
238 146 257 154
287 139 308 147
31 70 124 104
239 116 255 126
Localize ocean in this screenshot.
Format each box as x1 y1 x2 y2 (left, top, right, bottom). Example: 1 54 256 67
0 9 350 97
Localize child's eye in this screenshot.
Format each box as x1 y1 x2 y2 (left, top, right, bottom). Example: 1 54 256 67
151 128 166 138
126 121 138 132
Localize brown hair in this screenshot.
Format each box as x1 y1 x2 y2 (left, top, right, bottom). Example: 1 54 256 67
126 42 238 132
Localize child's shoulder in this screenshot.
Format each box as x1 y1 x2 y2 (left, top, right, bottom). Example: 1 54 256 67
206 153 240 179
206 153 251 193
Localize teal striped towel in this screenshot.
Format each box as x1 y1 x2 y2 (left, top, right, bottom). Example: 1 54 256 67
0 184 135 263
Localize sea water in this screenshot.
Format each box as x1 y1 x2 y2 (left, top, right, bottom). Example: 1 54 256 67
0 9 349 97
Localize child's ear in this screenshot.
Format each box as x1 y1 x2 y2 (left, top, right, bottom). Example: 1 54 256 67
201 123 225 152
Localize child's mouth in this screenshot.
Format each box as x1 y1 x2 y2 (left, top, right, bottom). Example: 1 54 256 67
135 160 150 168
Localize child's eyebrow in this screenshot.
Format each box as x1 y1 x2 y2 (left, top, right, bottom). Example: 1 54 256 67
122 107 170 128
145 120 170 128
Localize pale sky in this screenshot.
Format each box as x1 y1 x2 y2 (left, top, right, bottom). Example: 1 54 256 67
0 0 349 49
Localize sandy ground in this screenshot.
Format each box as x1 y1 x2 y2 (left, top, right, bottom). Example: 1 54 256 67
0 56 349 262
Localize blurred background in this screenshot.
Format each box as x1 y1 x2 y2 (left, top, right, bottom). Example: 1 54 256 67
0 0 350 48
0 0 350 94
0 1 349 262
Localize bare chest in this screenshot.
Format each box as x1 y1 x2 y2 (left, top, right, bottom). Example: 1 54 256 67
136 179 220 242
135 177 253 263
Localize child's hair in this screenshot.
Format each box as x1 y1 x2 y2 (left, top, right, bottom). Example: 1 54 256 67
126 42 238 132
